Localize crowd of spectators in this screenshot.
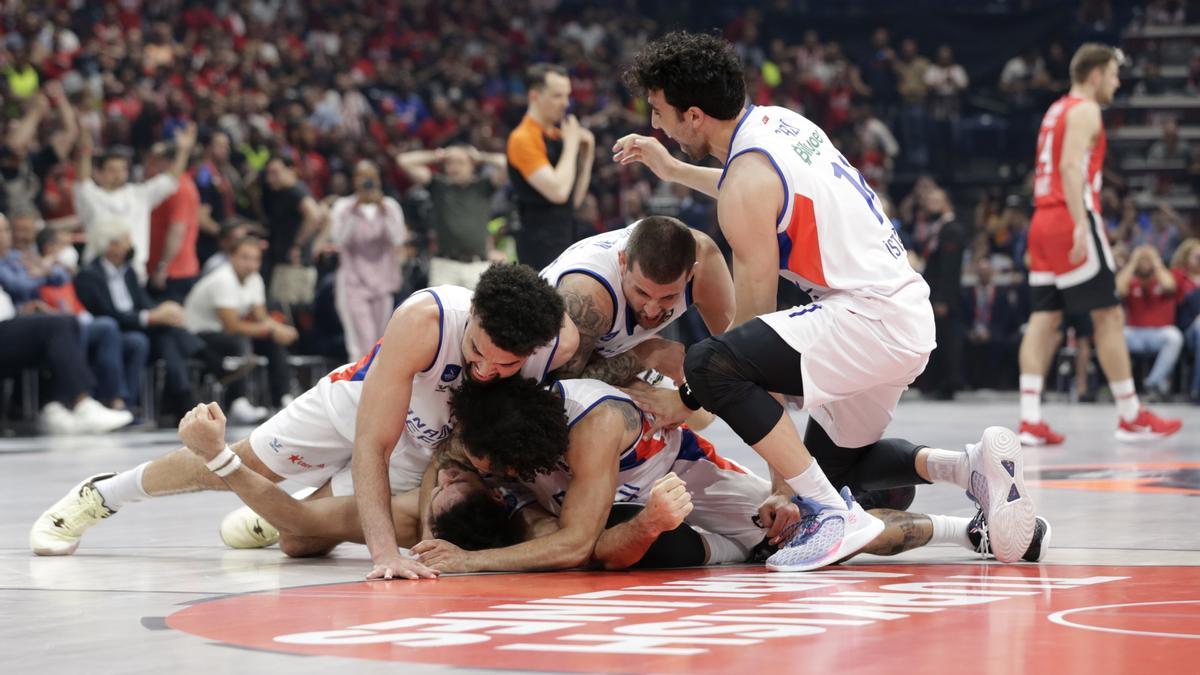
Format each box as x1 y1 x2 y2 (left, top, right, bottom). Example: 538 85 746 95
1 0 1199 437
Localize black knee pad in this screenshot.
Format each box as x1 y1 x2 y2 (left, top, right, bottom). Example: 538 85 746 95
684 337 783 445
604 503 708 569
682 337 725 402
853 485 917 511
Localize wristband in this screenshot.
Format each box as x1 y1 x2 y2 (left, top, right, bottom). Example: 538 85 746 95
678 381 702 411
214 454 243 477
205 445 236 472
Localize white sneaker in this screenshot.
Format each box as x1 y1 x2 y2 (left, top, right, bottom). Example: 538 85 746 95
965 426 1036 563
30 473 117 555
40 402 78 435
230 397 269 424
766 488 885 572
219 505 280 548
72 398 134 433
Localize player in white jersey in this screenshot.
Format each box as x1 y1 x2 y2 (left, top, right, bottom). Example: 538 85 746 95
413 376 1051 571
612 32 1037 569
29 264 578 580
542 215 735 385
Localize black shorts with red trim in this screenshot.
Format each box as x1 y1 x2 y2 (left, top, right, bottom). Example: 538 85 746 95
1027 205 1119 313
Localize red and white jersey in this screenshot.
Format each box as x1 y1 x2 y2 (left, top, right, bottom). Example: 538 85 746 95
1033 94 1106 215
511 379 752 515
540 222 693 358
318 286 562 480
722 104 933 352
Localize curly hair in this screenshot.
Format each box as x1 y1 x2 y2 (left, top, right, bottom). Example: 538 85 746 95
623 31 746 121
449 377 569 482
431 489 525 551
472 263 565 356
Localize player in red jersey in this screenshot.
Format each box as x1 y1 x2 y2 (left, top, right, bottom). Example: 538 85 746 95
1017 43 1181 445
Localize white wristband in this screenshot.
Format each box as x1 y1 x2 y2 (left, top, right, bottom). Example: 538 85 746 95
205 445 236 472
214 454 243 478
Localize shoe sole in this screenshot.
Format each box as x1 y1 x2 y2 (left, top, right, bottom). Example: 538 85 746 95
219 507 280 549
29 473 115 556
1114 426 1182 442
973 427 1036 564
765 510 886 573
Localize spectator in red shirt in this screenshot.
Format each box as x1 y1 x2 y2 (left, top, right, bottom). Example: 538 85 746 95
1117 245 1186 398
145 142 202 303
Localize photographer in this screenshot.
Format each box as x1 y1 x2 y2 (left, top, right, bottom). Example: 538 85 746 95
327 160 408 359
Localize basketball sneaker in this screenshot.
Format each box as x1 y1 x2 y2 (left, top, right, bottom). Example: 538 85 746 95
219 506 280 548
965 426 1036 563
1115 408 1182 442
968 509 1052 563
29 473 117 556
1017 420 1064 446
765 487 884 572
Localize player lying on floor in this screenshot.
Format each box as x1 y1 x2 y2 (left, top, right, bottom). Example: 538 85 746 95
163 378 1048 575
412 375 1051 572
29 264 577 581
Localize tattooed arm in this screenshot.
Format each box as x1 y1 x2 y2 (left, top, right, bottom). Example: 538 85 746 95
552 273 617 380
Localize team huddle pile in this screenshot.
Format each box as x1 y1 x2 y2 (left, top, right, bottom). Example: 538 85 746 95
32 33 1177 577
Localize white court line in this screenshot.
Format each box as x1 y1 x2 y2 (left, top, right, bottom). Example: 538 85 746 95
1048 600 1200 639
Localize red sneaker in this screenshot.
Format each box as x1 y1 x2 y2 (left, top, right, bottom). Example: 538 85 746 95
1115 408 1183 442
1018 420 1065 446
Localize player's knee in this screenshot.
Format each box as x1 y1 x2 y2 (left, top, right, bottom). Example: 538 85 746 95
1164 327 1184 349
683 337 735 405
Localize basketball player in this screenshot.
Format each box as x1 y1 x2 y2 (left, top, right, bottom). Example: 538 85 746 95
1017 44 1180 445
543 215 735 385
29 264 577 580
415 376 1051 572
611 32 1035 570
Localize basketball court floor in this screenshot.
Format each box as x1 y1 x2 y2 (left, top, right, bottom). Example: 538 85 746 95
3 397 1198 674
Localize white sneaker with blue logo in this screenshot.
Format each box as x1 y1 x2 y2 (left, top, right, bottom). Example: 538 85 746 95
965 426 1036 563
766 487 884 572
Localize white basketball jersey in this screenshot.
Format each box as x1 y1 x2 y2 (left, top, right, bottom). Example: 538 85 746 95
724 105 934 352
515 378 681 515
319 285 562 481
540 223 692 358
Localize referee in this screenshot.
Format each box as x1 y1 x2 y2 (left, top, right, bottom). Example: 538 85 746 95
506 64 594 269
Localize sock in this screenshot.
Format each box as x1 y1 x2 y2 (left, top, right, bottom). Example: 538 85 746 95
928 514 973 550
700 531 751 565
94 462 151 511
784 461 845 509
1111 378 1139 422
1019 374 1042 423
923 448 969 489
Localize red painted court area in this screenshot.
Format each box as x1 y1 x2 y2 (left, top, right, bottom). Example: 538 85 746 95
168 564 1200 674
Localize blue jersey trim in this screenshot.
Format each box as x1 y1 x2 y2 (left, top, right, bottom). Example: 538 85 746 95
717 105 756 189
539 333 562 384
723 147 790 228
348 343 381 382
684 278 695 308
557 268 619 335
562 388 644 459
419 289 445 373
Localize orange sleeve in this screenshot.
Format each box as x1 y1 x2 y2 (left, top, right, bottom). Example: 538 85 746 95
507 124 550 179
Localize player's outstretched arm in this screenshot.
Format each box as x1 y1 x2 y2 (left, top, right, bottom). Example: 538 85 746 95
415 401 635 573
353 295 441 580
612 134 722 199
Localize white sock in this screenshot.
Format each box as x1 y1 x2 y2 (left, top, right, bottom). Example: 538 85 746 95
784 461 845 509
1019 374 1042 423
94 462 151 511
700 531 750 564
924 448 969 489
927 514 973 550
1111 378 1139 422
